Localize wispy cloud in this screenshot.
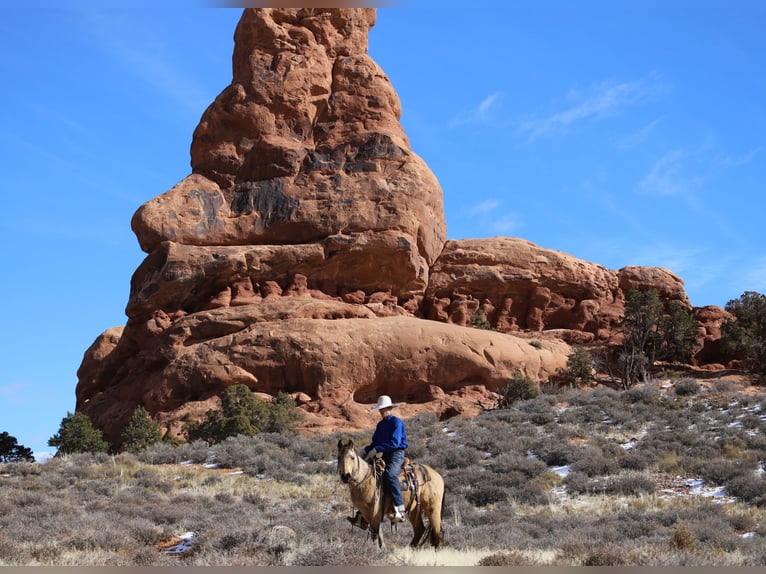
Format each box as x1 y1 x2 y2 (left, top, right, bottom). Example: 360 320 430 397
615 117 663 149
449 92 502 128
78 7 212 117
469 199 501 216
465 198 520 235
517 75 664 141
489 213 521 234
716 146 764 168
638 148 705 197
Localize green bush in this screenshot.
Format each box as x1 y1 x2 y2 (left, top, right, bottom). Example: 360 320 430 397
48 412 110 455
619 290 698 388
721 291 766 384
185 385 303 444
673 378 701 396
470 308 492 330
121 406 162 454
498 372 539 407
561 346 595 387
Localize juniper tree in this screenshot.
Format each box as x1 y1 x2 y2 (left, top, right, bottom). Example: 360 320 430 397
121 405 162 454
49 411 110 455
0 431 34 463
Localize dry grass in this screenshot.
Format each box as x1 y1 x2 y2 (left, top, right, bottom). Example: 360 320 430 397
1 377 766 565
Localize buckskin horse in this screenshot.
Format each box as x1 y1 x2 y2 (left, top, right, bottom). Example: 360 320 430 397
336 438 445 549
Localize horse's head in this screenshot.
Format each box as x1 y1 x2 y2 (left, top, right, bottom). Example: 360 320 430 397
337 438 357 484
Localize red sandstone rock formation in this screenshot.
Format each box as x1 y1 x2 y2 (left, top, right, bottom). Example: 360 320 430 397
75 8 730 448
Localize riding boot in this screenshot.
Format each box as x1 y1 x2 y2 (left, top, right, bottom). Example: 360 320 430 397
347 510 368 530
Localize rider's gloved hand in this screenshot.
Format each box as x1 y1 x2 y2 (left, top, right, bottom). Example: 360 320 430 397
363 448 377 463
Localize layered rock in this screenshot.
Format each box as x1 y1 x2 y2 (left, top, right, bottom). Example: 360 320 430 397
75 7 728 448
424 237 691 343
131 8 444 305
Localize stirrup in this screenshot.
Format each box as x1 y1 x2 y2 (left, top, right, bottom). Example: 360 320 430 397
347 511 368 530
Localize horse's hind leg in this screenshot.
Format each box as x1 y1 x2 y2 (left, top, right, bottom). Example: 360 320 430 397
429 497 444 548
409 511 426 548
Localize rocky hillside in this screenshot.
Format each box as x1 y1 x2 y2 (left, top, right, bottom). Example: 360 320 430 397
75 7 731 448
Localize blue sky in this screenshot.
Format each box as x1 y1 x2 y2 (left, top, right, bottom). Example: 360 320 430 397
1 1 764 457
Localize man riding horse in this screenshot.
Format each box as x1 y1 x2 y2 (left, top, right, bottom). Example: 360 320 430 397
361 395 408 522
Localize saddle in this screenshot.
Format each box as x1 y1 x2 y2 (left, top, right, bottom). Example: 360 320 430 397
347 457 431 530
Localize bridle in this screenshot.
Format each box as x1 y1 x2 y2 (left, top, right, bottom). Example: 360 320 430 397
339 446 374 486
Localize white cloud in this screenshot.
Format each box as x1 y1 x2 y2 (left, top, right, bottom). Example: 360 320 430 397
638 148 704 197
717 146 764 168
469 199 501 216
490 213 521 234
615 117 663 149
449 91 502 127
517 75 663 141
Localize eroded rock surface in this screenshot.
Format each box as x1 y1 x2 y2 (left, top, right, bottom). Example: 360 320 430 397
76 8 729 448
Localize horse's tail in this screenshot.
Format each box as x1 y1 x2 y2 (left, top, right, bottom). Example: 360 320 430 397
431 486 445 547
417 480 446 548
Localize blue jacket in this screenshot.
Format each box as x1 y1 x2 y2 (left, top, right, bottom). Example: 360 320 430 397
364 414 408 455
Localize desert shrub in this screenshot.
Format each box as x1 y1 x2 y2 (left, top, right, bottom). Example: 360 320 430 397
465 481 510 507
603 471 656 496
534 437 577 466
498 372 539 406
489 451 548 478
563 470 593 494
209 434 290 470
436 445 484 470
621 384 660 408
138 441 179 465
477 551 529 565
670 522 697 552
516 396 556 425
510 482 550 505
470 308 492 330
693 459 748 485
714 379 738 393
725 473 766 506
443 466 489 495
561 346 595 387
619 450 651 471
673 377 701 396
583 544 629 566
134 469 173 494
570 445 620 477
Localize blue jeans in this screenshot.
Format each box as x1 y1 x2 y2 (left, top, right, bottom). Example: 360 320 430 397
382 449 405 507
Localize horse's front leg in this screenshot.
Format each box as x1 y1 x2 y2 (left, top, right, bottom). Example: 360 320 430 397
370 501 386 549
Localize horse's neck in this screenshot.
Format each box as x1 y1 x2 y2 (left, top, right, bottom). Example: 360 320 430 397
352 458 376 489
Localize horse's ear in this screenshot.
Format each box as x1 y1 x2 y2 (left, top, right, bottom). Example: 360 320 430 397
337 437 354 449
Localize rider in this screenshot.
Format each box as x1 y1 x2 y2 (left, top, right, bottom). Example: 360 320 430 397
361 395 409 522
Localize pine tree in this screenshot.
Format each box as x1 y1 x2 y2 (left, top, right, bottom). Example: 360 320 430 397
0 431 34 462
121 405 162 454
48 412 110 455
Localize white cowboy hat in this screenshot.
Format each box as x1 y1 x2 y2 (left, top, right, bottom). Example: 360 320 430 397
370 395 398 411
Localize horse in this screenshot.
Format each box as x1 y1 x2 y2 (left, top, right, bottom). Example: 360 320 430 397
336 437 445 549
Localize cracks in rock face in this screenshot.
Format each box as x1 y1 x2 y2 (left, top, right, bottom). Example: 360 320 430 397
229 180 299 230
